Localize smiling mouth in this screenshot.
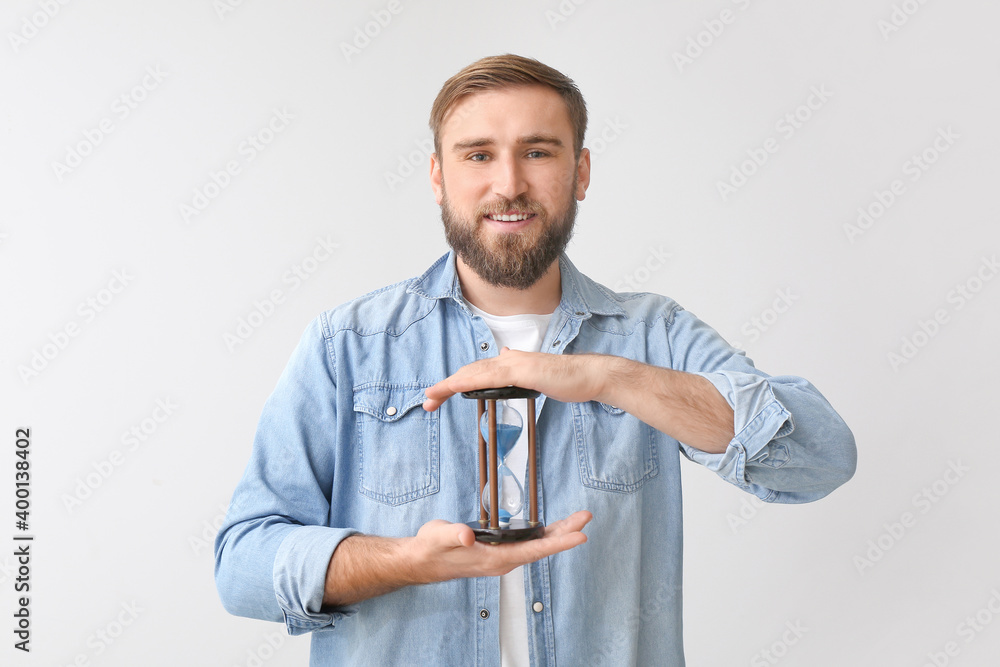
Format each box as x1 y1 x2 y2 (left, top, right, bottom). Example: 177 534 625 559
484 212 536 222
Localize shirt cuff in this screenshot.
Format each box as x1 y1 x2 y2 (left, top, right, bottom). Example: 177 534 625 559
683 371 793 500
273 525 360 635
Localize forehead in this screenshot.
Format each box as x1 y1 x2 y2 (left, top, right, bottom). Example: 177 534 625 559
440 85 573 148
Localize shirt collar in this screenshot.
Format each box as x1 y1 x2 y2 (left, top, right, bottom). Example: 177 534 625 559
407 250 627 319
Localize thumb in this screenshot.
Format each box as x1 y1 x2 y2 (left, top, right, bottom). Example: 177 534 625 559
452 523 476 548
423 519 475 548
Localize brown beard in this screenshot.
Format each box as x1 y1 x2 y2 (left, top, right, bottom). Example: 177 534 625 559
440 181 578 290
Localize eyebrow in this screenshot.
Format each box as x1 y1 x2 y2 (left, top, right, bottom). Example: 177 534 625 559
450 134 565 152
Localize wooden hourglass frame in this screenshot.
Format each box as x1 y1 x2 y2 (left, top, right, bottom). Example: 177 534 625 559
461 387 545 543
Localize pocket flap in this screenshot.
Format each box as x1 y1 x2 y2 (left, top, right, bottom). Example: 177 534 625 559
353 383 429 422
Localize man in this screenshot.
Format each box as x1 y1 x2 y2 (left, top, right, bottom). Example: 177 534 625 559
215 54 857 666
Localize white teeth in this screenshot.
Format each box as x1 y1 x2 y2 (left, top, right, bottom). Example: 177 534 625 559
490 213 530 222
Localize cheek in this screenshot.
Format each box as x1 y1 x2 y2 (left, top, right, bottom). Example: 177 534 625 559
555 165 578 191
447 177 487 208
539 170 576 206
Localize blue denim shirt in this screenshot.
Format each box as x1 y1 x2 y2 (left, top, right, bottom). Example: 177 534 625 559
215 251 856 666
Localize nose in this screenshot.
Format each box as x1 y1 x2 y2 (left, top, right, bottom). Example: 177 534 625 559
492 154 528 201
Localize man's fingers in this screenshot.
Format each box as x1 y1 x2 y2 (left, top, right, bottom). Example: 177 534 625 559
544 510 593 537
422 350 531 412
514 527 588 564
500 511 592 564
541 511 592 551
422 375 467 412
422 519 476 548
422 396 444 412
454 524 476 548
414 511 591 581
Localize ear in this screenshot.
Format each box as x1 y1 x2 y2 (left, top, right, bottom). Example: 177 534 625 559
430 152 444 205
575 147 591 201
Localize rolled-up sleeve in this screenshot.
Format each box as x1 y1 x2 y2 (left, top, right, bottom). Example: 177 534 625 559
214 315 359 634
273 525 359 634
667 307 857 503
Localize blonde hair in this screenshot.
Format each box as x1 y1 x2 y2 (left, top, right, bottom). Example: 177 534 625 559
429 54 588 159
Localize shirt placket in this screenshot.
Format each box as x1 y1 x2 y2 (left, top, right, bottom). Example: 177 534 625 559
463 300 589 666
525 309 586 665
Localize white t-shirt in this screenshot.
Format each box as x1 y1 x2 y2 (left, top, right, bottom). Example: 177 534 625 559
466 301 552 667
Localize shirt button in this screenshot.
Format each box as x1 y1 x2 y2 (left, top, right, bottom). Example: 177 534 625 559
532 601 544 613
551 340 561 347
479 609 490 619
575 311 585 316
385 406 397 416
480 342 490 351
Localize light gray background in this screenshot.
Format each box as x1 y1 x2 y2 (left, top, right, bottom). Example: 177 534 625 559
2 1 999 665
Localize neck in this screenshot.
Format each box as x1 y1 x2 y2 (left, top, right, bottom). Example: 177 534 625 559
455 255 562 316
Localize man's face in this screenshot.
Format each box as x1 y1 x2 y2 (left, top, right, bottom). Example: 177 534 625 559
430 85 591 290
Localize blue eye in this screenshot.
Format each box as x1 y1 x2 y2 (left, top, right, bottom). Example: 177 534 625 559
527 150 547 158
469 153 489 162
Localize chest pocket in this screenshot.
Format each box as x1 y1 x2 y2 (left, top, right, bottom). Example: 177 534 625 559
573 401 658 493
354 383 440 506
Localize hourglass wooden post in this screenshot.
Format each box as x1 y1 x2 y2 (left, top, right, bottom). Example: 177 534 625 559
527 395 537 526
462 387 545 543
486 399 499 530
476 398 488 525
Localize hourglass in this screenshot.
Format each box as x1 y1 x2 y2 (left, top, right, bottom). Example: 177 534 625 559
480 400 523 527
461 387 545 543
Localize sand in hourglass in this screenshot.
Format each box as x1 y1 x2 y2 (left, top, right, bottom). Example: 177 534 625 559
480 419 524 527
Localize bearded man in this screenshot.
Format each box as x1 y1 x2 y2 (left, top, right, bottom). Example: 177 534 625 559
215 54 857 667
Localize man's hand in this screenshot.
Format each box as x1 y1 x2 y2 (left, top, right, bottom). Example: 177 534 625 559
422 348 612 411
423 348 735 454
323 511 592 607
409 510 592 582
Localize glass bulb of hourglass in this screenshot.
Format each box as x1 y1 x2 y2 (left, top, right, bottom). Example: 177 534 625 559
481 464 525 527
480 401 524 527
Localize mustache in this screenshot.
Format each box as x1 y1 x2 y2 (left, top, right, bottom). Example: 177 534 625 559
474 195 545 218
